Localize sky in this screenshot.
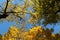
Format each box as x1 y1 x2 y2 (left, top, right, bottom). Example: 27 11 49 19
0 0 60 35
0 21 15 35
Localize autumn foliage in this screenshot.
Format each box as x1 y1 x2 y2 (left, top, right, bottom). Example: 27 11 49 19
0 26 59 40
0 0 60 40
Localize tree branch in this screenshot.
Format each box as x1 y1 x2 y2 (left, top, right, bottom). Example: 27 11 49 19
4 0 9 13
0 0 10 19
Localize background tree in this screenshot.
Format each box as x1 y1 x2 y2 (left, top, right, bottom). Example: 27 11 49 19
28 0 60 36
29 0 60 26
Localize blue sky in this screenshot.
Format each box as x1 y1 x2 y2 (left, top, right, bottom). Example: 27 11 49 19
0 0 60 35
0 21 15 35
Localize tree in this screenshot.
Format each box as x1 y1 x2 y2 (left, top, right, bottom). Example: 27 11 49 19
0 0 29 29
1 26 60 40
0 0 60 26
29 0 60 26
0 0 60 40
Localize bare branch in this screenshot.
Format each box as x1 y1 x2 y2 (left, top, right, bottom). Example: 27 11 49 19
0 0 10 19
4 0 9 13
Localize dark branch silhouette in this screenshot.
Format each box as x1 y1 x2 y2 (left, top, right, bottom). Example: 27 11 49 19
0 0 9 19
